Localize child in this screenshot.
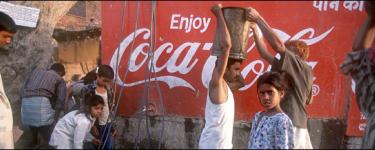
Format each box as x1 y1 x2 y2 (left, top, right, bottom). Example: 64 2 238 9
247 71 294 149
80 64 115 149
49 95 104 149
247 8 314 148
64 70 97 113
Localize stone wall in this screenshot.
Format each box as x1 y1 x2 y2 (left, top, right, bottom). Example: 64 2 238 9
344 136 362 149
0 1 102 124
0 1 77 124
54 33 100 82
53 1 102 84
55 1 101 31
114 115 347 149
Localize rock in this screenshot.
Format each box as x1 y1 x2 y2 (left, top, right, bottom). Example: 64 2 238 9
0 1 77 124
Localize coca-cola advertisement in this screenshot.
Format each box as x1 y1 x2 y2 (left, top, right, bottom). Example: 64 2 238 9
102 1 366 136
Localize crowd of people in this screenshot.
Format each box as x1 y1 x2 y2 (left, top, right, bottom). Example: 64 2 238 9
19 63 116 149
199 4 313 149
0 11 117 149
0 1 375 149
199 2 375 149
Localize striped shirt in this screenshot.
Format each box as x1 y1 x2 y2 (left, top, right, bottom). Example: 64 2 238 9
341 49 375 149
21 69 66 111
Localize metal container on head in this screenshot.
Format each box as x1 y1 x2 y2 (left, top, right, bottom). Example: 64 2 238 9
211 7 250 60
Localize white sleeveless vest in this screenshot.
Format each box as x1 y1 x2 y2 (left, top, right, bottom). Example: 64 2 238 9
199 84 234 149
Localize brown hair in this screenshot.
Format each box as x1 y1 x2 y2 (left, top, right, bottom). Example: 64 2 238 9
284 40 310 60
214 57 243 70
257 71 289 93
227 58 243 70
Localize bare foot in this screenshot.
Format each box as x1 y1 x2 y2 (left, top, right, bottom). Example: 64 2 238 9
211 4 223 15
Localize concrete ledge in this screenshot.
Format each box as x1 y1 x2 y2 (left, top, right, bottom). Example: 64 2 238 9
344 136 362 149
114 115 347 149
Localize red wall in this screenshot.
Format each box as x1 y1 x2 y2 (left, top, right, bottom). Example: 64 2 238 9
102 1 366 136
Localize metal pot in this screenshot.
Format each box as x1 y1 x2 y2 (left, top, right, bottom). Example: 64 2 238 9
211 7 250 60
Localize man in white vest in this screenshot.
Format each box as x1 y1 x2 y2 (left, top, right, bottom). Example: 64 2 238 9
0 11 17 149
199 4 245 149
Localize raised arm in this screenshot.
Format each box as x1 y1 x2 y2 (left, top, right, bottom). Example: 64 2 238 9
210 4 231 87
306 88 313 105
209 4 232 104
250 22 274 63
246 8 286 54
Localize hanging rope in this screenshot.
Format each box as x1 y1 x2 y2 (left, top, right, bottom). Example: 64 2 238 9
128 1 145 149
112 0 128 112
100 1 127 149
135 1 166 149
100 1 165 149
136 1 155 147
99 1 143 149
149 1 166 149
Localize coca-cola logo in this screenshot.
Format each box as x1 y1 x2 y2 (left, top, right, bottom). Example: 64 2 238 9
110 26 333 93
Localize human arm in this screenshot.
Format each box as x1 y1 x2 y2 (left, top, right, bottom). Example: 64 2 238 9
209 4 232 104
306 87 313 105
20 71 32 98
246 8 286 54
73 117 92 149
92 138 101 146
275 117 294 149
250 22 274 63
54 80 67 121
112 128 117 137
90 120 100 139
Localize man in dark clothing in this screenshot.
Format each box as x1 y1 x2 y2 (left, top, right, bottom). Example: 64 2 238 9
340 2 375 148
20 63 67 148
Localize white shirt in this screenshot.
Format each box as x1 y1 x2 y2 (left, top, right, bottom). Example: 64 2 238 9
0 74 14 149
49 110 95 149
199 83 235 149
96 90 110 125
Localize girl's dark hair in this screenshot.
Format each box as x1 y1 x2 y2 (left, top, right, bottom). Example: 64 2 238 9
227 58 243 70
97 64 114 79
82 70 97 85
78 94 104 115
85 94 104 108
214 58 244 70
256 71 291 92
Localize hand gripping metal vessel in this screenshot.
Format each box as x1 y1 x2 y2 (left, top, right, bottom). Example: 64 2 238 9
211 7 250 60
